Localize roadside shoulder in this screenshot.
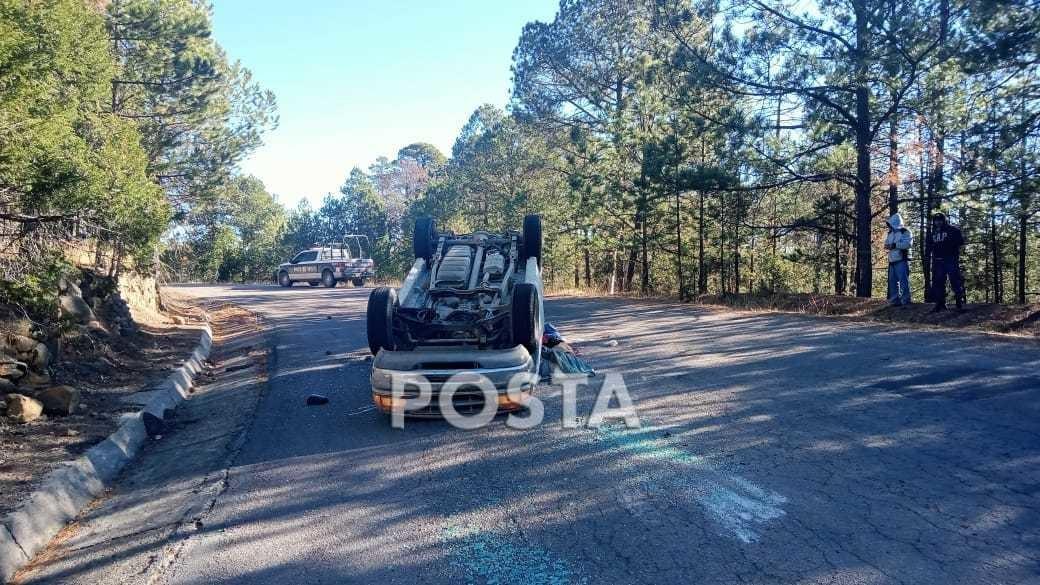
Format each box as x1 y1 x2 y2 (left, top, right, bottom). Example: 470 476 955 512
7 303 269 585
0 313 215 583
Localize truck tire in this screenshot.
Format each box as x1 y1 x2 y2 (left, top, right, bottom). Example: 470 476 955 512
279 271 293 287
414 217 436 260
511 282 539 354
367 287 397 355
321 269 336 288
521 214 542 267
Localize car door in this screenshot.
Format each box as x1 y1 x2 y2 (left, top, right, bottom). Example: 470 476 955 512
290 251 318 281
316 249 335 280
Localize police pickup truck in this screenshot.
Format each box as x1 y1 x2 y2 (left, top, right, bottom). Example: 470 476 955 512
276 236 375 288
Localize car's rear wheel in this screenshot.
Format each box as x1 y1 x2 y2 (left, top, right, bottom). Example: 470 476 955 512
414 217 436 260
511 282 539 354
321 270 336 288
278 271 293 287
352 277 366 287
367 287 397 355
521 214 542 268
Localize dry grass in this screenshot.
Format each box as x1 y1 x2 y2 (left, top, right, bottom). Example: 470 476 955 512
543 288 1040 338
689 293 1040 338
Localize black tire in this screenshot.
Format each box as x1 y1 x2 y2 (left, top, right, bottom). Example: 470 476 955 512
521 214 542 267
367 287 397 355
413 217 436 260
352 277 365 287
511 282 539 354
278 272 293 287
321 269 336 288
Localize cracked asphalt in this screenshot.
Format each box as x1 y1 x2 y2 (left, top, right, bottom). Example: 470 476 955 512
15 284 1040 584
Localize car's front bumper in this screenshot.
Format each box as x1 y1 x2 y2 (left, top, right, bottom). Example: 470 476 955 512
370 345 538 417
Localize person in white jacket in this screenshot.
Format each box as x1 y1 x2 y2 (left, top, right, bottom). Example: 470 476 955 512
884 213 914 306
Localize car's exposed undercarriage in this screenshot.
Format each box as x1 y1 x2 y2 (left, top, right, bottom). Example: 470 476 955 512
367 215 542 354
396 232 520 348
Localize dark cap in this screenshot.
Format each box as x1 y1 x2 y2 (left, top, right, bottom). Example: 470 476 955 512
931 212 947 222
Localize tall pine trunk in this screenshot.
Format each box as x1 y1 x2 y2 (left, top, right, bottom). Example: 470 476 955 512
853 0 873 297
991 206 1003 303
719 192 727 295
919 125 932 301
698 191 706 294
834 199 845 295
1018 214 1028 304
641 208 650 295
733 206 741 294
675 188 684 300
583 248 591 288
888 114 899 216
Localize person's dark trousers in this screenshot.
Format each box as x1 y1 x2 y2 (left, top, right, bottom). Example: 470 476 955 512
931 256 965 307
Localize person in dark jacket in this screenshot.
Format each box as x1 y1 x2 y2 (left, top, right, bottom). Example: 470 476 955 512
929 212 966 312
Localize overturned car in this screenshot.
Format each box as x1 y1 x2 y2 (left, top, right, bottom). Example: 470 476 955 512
366 215 544 417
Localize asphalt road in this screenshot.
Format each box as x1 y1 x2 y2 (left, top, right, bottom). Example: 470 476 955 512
21 284 1040 584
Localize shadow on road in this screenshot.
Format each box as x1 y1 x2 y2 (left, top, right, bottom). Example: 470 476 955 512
25 289 1040 584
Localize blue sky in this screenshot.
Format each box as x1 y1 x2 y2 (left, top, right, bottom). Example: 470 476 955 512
211 0 559 207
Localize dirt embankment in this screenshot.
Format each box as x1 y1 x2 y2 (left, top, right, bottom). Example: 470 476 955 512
0 272 203 516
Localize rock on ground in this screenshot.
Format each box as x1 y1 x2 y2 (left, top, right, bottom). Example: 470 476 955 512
60 293 96 325
103 295 139 336
6 394 43 423
27 342 50 371
3 333 38 355
34 386 80 416
58 276 82 297
21 371 51 388
0 356 27 381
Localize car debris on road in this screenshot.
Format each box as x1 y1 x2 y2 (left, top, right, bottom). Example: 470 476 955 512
539 321 595 378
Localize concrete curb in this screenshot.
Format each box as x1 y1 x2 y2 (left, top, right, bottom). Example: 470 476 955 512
0 323 213 584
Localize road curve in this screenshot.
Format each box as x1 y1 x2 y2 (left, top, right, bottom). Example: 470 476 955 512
22 284 1040 584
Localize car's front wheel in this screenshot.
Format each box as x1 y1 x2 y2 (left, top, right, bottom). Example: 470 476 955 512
367 287 397 355
321 270 336 288
413 217 436 260
511 282 539 354
522 214 542 267
278 272 293 287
